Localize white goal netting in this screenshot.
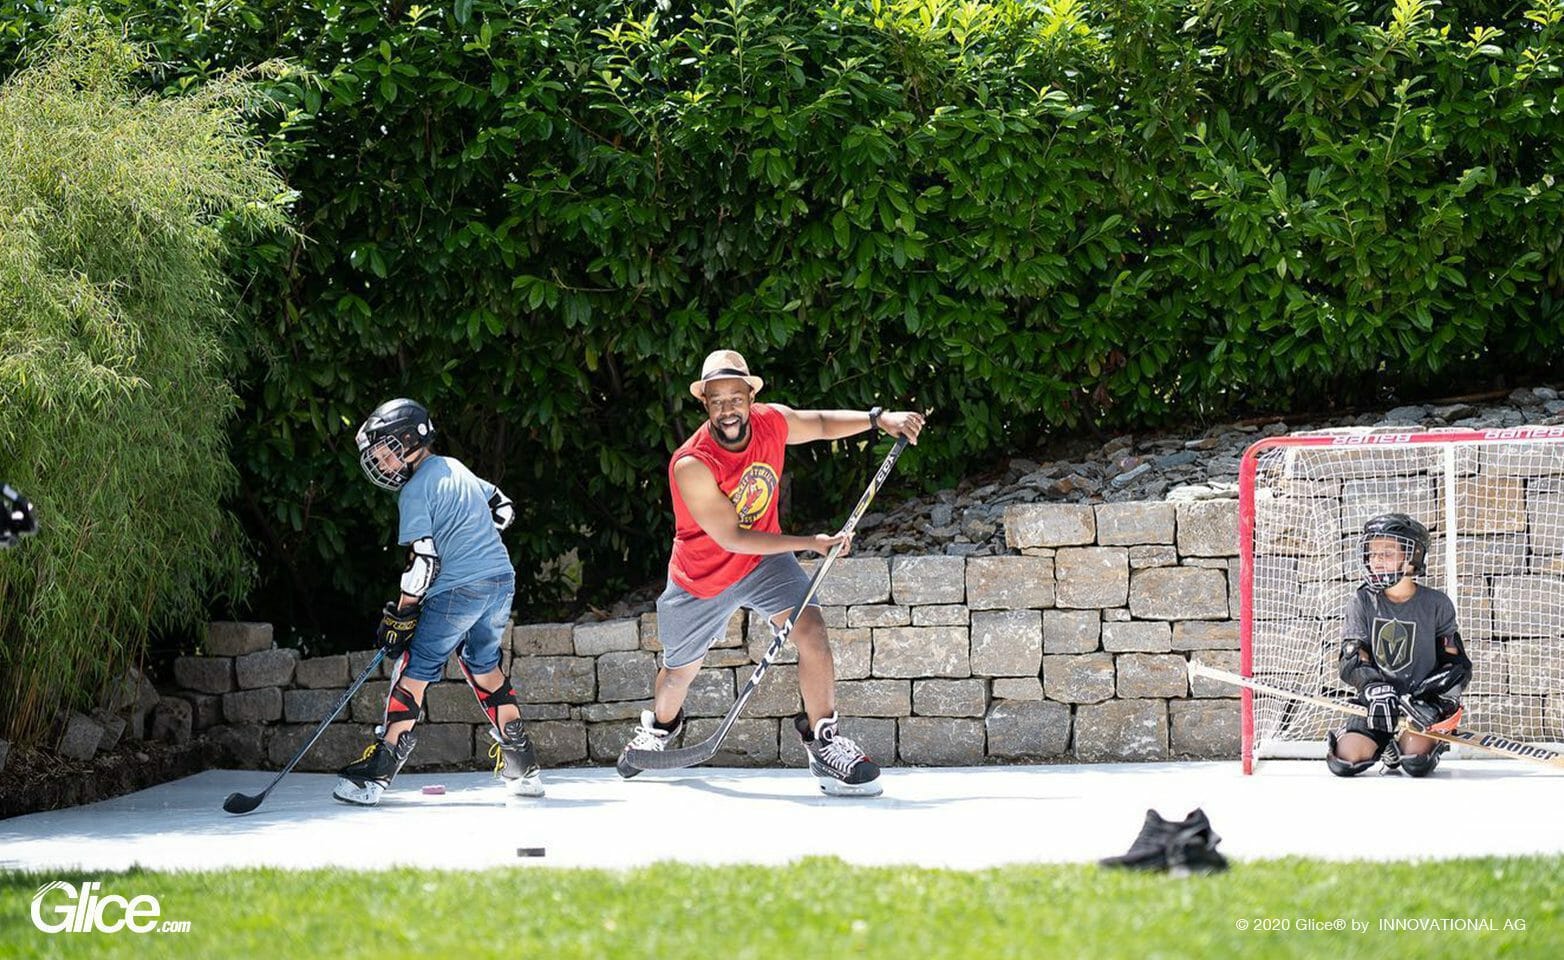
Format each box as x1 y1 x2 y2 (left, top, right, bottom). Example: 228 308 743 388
1242 427 1564 765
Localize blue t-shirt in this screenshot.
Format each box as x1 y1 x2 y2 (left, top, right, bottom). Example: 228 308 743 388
397 455 514 597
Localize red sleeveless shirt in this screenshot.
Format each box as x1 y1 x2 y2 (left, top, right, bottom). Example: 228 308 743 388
668 403 787 598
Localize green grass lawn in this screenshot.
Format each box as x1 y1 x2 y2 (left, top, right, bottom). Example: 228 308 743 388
2 856 1558 959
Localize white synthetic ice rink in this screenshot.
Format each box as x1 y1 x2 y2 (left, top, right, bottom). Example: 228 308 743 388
2 759 1561 873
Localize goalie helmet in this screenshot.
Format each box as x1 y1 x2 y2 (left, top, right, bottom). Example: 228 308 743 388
356 399 435 491
1360 512 1429 592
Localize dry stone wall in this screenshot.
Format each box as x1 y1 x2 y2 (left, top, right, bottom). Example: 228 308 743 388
167 500 1243 771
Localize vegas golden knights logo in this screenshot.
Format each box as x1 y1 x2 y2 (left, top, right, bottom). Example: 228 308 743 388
1372 618 1414 672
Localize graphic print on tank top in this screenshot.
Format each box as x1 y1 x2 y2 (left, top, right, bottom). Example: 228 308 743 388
729 462 778 528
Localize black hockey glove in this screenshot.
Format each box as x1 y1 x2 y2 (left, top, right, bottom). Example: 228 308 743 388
1362 681 1399 734
1411 661 1470 699
376 601 420 656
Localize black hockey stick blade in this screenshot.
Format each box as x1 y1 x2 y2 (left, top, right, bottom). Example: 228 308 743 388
622 437 909 773
222 647 388 814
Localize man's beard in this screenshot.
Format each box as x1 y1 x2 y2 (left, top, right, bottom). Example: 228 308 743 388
713 415 750 448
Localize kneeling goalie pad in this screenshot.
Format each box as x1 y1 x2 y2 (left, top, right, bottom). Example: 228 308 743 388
1325 730 1380 778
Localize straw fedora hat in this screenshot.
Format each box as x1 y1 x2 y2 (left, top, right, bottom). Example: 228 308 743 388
688 349 765 400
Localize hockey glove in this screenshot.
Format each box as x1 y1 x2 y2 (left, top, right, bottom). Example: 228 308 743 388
376 601 420 656
1362 681 1400 734
1403 694 1462 734
1411 661 1470 700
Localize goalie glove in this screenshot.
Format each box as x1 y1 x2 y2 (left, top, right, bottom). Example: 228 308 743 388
488 489 514 533
1402 694 1463 735
1361 681 1400 734
375 601 420 656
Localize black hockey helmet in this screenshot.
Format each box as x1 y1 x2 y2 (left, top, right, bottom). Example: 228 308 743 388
355 399 435 490
1359 512 1429 591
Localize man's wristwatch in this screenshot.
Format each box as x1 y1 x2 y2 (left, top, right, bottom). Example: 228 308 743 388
868 406 883 433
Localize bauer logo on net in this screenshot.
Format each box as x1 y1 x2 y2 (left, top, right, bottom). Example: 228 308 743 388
30 880 191 934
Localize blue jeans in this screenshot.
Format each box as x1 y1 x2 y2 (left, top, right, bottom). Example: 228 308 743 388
403 574 515 682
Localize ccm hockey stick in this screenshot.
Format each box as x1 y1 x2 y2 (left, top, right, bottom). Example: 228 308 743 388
623 436 909 772
1189 661 1564 770
223 648 388 813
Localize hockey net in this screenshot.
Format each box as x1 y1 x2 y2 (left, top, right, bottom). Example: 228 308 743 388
1240 426 1564 771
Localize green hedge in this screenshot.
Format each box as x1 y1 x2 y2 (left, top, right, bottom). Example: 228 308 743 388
3 0 1562 647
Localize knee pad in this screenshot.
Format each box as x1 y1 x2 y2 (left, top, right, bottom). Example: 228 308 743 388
382 679 422 733
459 661 518 730
1401 744 1446 778
1326 731 1379 778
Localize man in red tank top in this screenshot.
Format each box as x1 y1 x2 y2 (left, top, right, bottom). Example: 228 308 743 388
616 349 926 796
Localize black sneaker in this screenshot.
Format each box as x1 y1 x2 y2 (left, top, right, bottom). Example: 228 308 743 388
1102 808 1226 872
795 712 882 797
489 719 544 797
333 733 418 806
1100 809 1182 870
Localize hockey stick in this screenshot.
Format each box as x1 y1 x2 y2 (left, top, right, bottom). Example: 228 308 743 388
1188 661 1564 770
623 436 910 772
222 648 388 814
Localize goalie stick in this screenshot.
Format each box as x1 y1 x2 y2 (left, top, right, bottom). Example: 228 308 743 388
1188 661 1564 770
222 648 388 814
622 436 909 772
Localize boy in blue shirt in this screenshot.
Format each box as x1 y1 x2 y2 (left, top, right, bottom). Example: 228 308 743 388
334 398 542 804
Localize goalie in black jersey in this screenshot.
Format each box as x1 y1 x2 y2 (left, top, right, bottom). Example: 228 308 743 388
1327 513 1472 778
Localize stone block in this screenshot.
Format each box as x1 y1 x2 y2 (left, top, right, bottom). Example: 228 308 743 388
891 555 967 605
1041 653 1115 704
91 709 128 751
207 725 265 768
912 679 987 717
1116 654 1189 698
173 656 235 695
833 627 873 681
1005 503 1095 549
236 648 298 689
898 717 985 765
1054 547 1129 608
283 688 352 724
513 656 596 704
180 693 223 732
1176 500 1240 557
966 556 1055 610
351 681 390 723
294 655 350 689
574 619 638 656
221 687 282 725
685 717 778 766
56 711 105 759
206 621 273 657
267 724 372 772
403 724 474 767
836 680 912 717
912 604 970 626
587 721 637 763
1170 699 1240 757
985 700 1070 759
872 626 970 678
745 665 803 717
347 649 391 680
1189 651 1241 698
514 622 575 656
1129 545 1179 569
970 610 1042 677
1172 620 1240 650
1042 609 1101 654
684 669 736 717
992 677 1045 700
597 651 657 702
805 557 891 606
1129 567 1229 620
1101 621 1172 653
1074 700 1168 761
529 721 588 765
848 604 910 628
1095 502 1175 545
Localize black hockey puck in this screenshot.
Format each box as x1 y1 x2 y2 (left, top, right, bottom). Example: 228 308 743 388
516 847 546 857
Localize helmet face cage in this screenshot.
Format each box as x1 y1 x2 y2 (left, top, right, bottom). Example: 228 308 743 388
1359 514 1429 593
357 433 416 491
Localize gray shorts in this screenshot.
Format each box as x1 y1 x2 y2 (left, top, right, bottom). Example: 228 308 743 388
657 553 818 668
